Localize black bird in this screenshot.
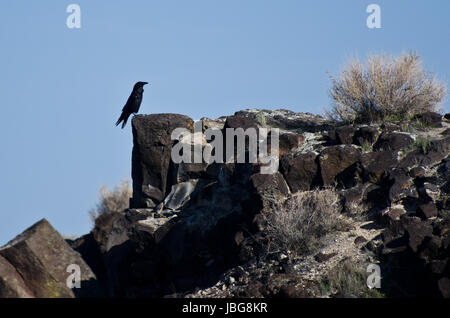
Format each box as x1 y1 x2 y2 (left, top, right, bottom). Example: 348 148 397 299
116 81 148 128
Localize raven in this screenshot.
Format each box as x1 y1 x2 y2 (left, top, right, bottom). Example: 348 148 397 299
116 81 148 128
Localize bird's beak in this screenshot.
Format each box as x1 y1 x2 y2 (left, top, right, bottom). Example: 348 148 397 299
144 82 149 85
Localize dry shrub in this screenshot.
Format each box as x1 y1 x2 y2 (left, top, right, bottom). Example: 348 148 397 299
322 258 384 298
327 52 447 124
265 188 346 255
89 180 132 224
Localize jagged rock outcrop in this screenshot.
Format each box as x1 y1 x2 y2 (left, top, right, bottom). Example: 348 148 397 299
0 255 34 298
130 114 194 208
1 108 449 298
0 219 100 298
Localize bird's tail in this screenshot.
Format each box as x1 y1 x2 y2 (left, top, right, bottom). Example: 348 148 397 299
121 116 128 129
115 114 128 129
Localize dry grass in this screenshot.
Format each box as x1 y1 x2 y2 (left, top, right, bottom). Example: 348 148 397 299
89 180 132 224
264 188 347 255
327 52 447 124
321 258 384 298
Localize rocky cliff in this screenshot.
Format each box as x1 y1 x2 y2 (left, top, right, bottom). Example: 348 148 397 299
1 109 449 298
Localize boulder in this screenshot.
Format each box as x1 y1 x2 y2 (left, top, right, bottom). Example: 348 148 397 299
280 152 318 192
314 252 337 263
354 236 367 245
131 114 194 207
335 125 356 144
380 122 400 133
420 182 441 202
0 219 98 298
399 138 449 169
201 117 225 131
360 151 397 183
135 215 178 244
224 114 259 130
250 172 290 198
373 132 414 152
91 212 136 296
430 136 450 156
92 212 131 254
388 169 417 203
401 216 433 253
353 126 380 147
341 183 376 213
233 109 332 133
278 132 304 155
418 235 441 260
412 112 442 127
0 255 34 298
319 145 361 186
398 149 425 170
417 202 438 219
381 205 407 225
438 278 450 298
429 259 447 275
409 166 425 178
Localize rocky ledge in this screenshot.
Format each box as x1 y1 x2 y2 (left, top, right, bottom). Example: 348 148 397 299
1 109 449 298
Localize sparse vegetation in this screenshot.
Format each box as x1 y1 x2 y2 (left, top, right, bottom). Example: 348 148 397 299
400 119 438 133
360 141 372 152
321 258 384 298
327 52 446 124
413 136 434 154
264 188 347 256
255 111 267 127
89 180 132 225
345 200 369 220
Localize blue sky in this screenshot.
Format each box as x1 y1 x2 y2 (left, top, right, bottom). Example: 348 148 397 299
0 0 449 244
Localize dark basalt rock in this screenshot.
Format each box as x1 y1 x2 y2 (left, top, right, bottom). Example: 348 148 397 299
0 219 100 298
3 109 450 298
417 202 438 219
250 172 290 197
412 112 442 128
438 278 450 298
335 125 356 144
0 255 34 298
319 145 361 187
353 126 380 147
224 114 259 130
278 132 304 155
401 216 433 253
280 152 319 192
315 252 337 262
360 151 398 183
373 132 414 152
131 114 194 207
380 122 400 133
